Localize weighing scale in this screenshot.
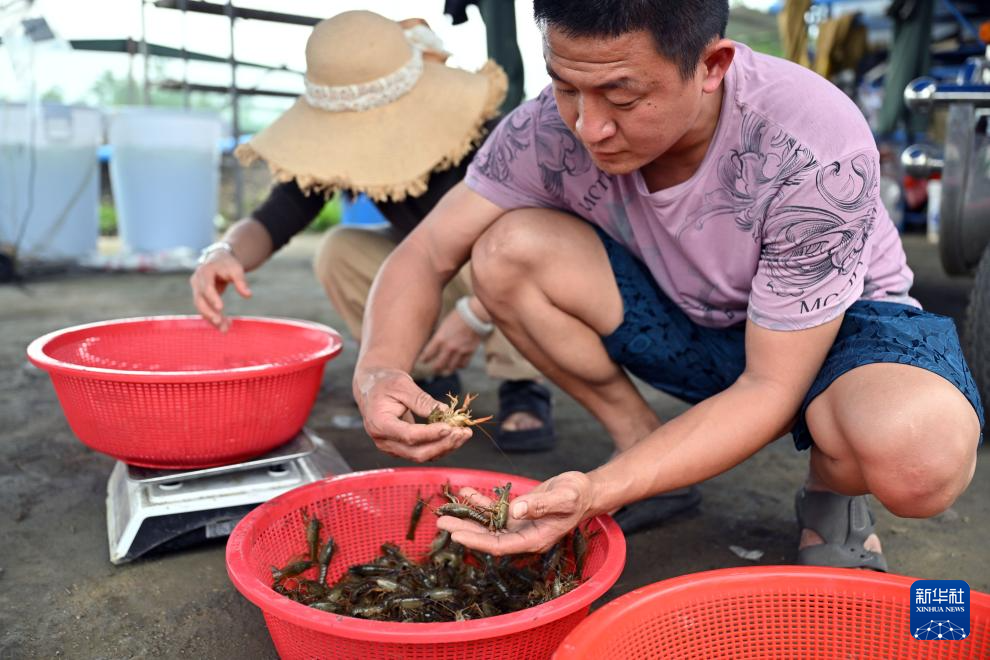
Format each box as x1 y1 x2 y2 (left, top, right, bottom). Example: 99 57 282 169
106 428 350 564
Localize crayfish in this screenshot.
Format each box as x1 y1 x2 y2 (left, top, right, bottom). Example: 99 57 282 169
427 393 493 432
433 481 512 532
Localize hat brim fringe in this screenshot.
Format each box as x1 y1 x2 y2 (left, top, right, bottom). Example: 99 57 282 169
234 60 508 203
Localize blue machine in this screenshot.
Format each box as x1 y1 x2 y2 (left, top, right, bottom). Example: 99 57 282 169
340 193 388 227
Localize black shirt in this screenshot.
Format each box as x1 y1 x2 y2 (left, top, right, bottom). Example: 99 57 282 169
251 119 498 252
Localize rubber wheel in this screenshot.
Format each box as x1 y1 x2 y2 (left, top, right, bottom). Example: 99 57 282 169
963 242 990 412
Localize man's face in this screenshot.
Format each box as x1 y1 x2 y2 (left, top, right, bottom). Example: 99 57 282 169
543 26 705 174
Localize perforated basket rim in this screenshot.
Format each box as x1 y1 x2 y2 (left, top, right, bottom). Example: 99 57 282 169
26 315 343 382
225 467 627 644
554 566 990 658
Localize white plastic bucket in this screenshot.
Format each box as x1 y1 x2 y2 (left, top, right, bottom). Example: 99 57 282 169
108 108 221 254
0 103 102 261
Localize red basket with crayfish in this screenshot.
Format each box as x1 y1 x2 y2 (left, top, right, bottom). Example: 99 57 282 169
225 467 626 660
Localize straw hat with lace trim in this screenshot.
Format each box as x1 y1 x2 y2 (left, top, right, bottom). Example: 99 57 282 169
234 10 507 202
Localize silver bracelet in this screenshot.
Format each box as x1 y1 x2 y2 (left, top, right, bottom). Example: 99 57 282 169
455 296 494 337
198 240 234 265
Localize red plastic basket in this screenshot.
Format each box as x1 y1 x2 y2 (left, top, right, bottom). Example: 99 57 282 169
554 566 990 659
225 467 626 660
26 315 343 469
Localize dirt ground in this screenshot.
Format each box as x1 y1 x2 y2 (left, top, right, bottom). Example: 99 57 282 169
1 232 986 659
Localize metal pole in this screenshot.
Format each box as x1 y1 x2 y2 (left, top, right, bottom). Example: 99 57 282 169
227 0 243 220
181 0 189 109
127 39 137 104
140 0 150 105
904 77 990 110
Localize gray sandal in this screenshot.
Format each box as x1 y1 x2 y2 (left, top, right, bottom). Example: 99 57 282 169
795 488 888 572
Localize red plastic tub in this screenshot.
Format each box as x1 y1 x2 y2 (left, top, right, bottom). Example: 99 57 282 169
26 315 343 468
225 467 626 660
554 566 990 659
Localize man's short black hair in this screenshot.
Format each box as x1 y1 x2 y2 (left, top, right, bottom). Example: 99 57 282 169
533 0 730 80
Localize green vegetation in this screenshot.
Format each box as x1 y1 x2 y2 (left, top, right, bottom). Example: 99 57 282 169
97 197 336 237
41 87 65 102
86 69 227 112
84 68 289 134
99 202 117 236
309 193 342 232
726 7 783 58
97 198 337 237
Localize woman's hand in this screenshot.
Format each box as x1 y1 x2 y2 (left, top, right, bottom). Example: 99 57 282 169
189 250 252 331
418 309 483 376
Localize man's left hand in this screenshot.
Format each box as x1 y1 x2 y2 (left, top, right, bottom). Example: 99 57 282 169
436 472 594 555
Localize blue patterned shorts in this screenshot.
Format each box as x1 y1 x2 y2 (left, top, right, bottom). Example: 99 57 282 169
596 230 985 450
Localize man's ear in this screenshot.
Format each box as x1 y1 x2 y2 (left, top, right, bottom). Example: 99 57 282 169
700 39 735 94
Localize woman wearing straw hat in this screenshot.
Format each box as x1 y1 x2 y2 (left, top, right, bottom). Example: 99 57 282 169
189 11 555 451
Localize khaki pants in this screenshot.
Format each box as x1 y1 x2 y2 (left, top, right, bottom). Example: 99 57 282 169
313 224 540 382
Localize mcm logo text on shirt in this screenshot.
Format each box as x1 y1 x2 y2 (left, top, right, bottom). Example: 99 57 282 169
910 579 970 640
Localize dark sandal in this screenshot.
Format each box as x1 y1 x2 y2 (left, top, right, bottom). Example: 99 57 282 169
612 486 702 536
493 380 556 452
795 488 888 572
414 373 462 402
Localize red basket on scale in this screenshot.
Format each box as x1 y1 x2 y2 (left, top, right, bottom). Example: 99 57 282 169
27 315 343 469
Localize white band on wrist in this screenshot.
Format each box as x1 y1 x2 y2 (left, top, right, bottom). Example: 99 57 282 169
455 296 494 337
198 241 234 265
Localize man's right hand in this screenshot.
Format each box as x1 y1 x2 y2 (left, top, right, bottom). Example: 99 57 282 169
189 250 252 331
354 367 472 462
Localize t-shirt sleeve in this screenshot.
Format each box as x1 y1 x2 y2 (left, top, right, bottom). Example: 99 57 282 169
465 95 560 210
252 181 326 252
748 149 882 330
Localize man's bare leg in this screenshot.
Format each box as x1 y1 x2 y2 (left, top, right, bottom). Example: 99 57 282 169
471 208 660 450
802 363 980 555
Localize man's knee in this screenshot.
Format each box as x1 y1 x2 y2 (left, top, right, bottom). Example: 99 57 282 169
850 393 979 518
471 208 622 335
471 209 550 289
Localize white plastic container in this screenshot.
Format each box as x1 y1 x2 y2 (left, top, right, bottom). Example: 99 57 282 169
0 103 102 261
108 109 221 254
926 178 942 244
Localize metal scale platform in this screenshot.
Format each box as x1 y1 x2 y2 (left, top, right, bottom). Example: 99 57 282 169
106 428 350 564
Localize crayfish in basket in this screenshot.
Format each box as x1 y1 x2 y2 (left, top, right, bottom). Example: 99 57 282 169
268 489 591 623
432 481 513 532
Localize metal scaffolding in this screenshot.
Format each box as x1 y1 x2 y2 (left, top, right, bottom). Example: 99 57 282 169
141 0 321 218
